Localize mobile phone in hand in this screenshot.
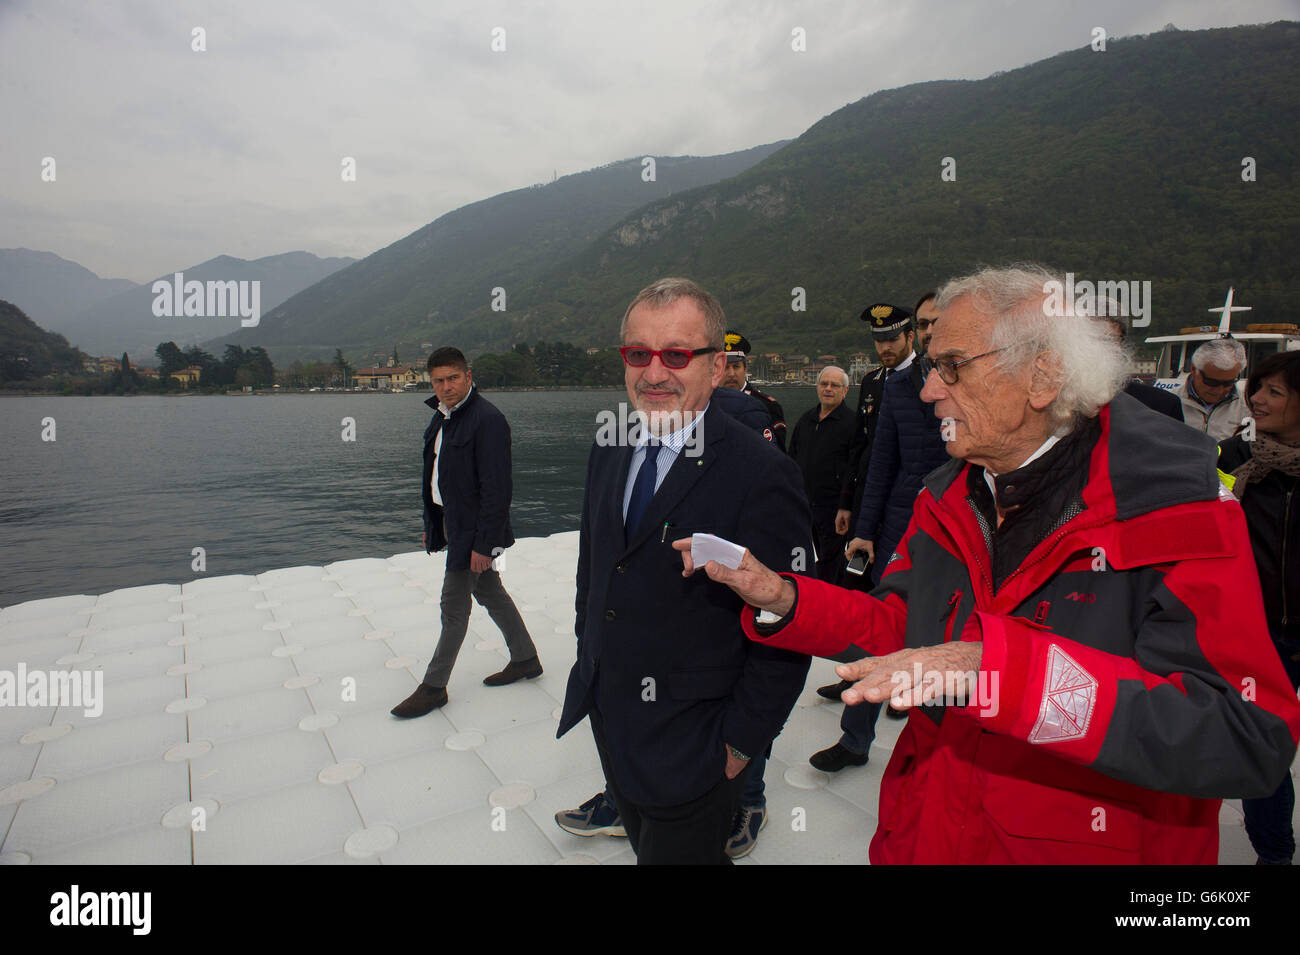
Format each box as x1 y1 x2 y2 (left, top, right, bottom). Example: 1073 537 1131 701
845 553 868 576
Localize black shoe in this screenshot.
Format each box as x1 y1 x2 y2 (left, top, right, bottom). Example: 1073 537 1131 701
483 655 543 686
816 680 852 701
809 742 869 773
390 683 448 718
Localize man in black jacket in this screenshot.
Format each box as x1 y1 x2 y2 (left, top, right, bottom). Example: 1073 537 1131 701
720 330 787 450
789 365 856 582
557 278 811 864
391 347 540 718
844 304 917 573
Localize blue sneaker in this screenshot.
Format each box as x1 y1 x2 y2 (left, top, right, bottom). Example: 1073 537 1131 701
725 805 767 859
554 791 626 837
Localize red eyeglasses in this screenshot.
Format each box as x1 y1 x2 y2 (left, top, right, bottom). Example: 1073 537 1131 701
619 346 717 369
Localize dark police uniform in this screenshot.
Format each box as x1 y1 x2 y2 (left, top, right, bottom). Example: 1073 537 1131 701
845 304 914 528
743 382 787 451
722 330 787 451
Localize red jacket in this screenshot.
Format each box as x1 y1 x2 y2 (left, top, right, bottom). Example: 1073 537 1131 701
744 395 1300 863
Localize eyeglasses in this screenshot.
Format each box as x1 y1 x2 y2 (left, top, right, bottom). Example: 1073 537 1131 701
619 346 717 369
930 347 1008 385
1197 370 1238 389
916 319 937 330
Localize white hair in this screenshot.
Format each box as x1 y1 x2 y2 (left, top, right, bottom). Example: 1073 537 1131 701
817 365 849 387
1192 338 1246 373
934 264 1131 432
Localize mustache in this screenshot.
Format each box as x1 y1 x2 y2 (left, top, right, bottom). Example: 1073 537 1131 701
635 381 683 396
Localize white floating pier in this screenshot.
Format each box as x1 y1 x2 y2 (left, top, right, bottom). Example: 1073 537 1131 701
0 532 1279 863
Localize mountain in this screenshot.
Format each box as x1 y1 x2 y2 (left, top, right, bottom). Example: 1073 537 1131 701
424 21 1300 357
0 249 136 340
62 251 355 359
0 299 88 383
201 143 789 364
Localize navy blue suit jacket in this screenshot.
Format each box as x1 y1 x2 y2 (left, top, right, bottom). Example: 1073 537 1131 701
421 388 515 572
557 402 813 806
853 361 950 584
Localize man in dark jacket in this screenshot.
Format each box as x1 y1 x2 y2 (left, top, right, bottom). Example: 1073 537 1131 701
848 359 951 586
557 278 811 864
391 347 540 717
789 365 856 582
844 303 917 582
809 356 953 771
720 330 787 449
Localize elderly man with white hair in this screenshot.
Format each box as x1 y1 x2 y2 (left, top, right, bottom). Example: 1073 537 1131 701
675 264 1300 864
788 365 855 582
1178 338 1250 442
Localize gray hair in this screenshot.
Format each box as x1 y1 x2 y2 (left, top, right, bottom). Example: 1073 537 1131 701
619 277 726 349
817 365 849 387
935 264 1131 432
1191 338 1246 373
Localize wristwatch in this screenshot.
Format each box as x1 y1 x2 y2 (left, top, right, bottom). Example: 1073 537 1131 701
727 745 750 761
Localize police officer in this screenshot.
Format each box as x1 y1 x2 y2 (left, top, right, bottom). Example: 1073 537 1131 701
843 303 917 557
720 331 788 451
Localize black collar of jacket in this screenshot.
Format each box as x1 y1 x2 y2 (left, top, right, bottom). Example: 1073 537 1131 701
424 386 480 418
981 415 1100 514
923 390 1221 521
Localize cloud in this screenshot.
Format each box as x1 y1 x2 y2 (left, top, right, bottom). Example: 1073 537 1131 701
0 0 1292 281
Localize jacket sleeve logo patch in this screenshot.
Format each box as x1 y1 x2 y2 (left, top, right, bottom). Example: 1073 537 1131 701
1029 644 1097 744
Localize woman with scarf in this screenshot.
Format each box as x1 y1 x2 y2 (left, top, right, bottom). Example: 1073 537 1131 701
1219 349 1300 865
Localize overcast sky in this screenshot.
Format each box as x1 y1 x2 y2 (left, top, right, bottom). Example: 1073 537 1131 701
1 0 1293 283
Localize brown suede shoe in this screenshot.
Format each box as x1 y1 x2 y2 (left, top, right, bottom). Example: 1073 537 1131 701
483 656 543 686
390 683 448 718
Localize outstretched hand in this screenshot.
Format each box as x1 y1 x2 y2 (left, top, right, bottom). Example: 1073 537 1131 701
671 537 796 616
833 642 983 710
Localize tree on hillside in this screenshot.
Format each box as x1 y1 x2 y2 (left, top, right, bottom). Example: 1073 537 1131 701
334 348 353 387
155 341 187 376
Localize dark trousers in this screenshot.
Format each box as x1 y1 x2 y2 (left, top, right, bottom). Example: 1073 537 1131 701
811 503 845 583
589 700 747 865
421 567 536 688
838 696 883 756
1243 629 1300 863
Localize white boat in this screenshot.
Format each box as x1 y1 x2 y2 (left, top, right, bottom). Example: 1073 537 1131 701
1144 288 1300 393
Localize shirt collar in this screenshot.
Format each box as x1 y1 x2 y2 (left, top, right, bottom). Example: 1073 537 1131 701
983 434 1061 501
893 352 915 373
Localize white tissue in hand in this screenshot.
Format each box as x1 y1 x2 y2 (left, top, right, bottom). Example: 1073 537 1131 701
691 533 746 570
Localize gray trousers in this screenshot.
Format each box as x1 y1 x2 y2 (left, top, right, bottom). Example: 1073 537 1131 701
422 567 537 688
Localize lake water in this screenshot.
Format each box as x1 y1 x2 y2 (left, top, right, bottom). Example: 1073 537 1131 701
0 385 816 606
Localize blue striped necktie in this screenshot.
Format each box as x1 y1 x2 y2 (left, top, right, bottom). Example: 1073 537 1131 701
625 443 661 541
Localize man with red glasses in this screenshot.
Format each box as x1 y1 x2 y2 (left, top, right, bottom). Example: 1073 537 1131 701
556 277 811 864
676 264 1300 864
